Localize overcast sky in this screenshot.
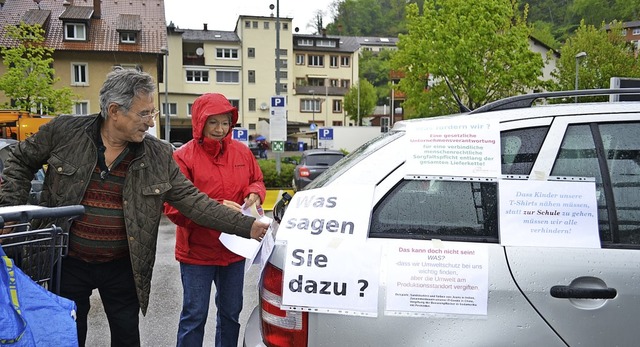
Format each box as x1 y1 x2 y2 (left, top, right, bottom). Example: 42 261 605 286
163 0 335 34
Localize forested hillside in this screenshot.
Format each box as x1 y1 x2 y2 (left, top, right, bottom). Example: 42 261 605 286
324 0 639 47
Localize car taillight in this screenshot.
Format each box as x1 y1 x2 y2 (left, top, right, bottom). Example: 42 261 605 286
299 167 310 178
260 263 308 347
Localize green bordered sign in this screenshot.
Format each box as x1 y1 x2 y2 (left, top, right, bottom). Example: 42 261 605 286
271 140 285 152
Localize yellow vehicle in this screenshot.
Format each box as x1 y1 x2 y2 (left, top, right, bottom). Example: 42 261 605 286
0 110 53 140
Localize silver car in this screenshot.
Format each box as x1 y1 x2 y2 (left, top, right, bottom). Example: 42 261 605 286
244 89 640 347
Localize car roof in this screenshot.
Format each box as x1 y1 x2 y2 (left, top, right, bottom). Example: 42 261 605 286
303 149 344 155
392 100 640 131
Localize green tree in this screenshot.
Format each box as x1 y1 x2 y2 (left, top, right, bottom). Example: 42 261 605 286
359 49 394 103
343 79 377 125
552 20 640 93
0 23 75 114
391 0 544 118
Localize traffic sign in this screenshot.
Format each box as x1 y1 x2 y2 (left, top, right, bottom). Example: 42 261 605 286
232 127 249 146
271 140 285 152
270 96 287 142
318 127 334 149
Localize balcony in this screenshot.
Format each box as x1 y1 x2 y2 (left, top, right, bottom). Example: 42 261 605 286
295 85 349 96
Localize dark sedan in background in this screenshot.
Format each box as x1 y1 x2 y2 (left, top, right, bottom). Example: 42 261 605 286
292 148 345 191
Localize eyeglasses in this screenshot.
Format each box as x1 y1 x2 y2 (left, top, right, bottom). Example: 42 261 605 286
130 109 159 121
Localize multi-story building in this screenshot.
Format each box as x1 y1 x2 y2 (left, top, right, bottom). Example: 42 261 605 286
161 16 361 144
0 0 167 128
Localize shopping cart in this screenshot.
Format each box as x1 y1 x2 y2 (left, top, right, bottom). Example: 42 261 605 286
0 205 85 295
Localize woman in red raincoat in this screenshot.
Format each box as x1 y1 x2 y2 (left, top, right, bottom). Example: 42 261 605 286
164 93 265 347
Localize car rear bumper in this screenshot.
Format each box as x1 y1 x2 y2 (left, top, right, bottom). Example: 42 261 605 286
243 306 266 347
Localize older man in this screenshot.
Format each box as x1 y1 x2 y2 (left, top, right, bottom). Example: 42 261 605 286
0 68 269 346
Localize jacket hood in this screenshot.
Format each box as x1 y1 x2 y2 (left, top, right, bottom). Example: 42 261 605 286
191 93 238 143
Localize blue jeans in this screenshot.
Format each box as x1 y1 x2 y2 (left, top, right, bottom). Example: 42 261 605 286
176 260 245 347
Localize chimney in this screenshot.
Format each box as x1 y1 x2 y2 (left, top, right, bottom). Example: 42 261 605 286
92 0 101 18
203 23 208 31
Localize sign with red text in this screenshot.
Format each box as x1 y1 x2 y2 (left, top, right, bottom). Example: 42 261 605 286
384 240 489 316
281 238 381 316
276 185 375 241
405 119 500 178
499 180 600 248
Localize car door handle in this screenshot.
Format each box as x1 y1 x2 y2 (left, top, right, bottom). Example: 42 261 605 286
550 285 617 299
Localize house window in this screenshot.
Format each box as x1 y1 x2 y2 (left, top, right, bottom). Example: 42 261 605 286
245 21 251 28
330 55 339 68
249 123 256 130
162 103 177 116
74 101 89 115
283 23 288 30
216 48 239 59
248 47 255 58
187 103 193 117
216 70 240 84
278 83 288 92
276 48 288 56
316 39 336 47
65 23 86 40
120 32 137 44
279 59 288 68
248 70 256 83
298 39 313 46
228 99 240 117
296 54 305 65
71 63 88 85
249 98 256 111
333 99 342 113
186 69 209 83
216 70 240 83
277 71 287 79
633 28 640 35
341 56 350 67
264 22 270 29
309 55 324 67
301 99 320 112
341 79 350 88
330 79 339 87
252 21 258 28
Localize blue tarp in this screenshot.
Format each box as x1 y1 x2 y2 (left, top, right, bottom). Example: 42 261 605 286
0 247 78 346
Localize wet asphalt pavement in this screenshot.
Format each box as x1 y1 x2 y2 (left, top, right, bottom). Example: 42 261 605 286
85 215 261 347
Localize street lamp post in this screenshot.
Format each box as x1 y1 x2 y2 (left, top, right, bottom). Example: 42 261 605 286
575 51 587 103
270 1 282 173
310 90 316 126
160 46 170 141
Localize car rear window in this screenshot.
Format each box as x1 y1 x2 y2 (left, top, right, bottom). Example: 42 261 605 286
306 154 344 166
369 179 499 242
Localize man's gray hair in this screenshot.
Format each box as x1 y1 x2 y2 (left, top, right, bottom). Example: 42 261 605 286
99 67 156 118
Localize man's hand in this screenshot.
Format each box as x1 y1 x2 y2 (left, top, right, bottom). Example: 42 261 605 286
250 220 269 241
222 200 242 212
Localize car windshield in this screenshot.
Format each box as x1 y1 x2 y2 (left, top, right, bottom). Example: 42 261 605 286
306 130 404 189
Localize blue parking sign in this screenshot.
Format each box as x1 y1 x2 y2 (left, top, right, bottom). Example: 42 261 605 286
318 128 333 140
232 128 249 142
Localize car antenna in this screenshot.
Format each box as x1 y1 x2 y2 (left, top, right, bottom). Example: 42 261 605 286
443 75 471 113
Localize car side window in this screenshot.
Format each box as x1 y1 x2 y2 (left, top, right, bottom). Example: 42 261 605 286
599 122 640 245
501 126 548 175
551 122 640 246
369 179 498 242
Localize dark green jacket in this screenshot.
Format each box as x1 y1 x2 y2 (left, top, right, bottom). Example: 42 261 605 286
0 114 255 314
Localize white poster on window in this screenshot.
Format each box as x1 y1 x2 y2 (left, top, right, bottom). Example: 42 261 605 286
405 119 501 178
384 240 489 316
499 180 600 248
276 185 375 241
281 238 381 316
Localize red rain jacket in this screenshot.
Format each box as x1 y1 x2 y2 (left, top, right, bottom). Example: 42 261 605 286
164 93 266 265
